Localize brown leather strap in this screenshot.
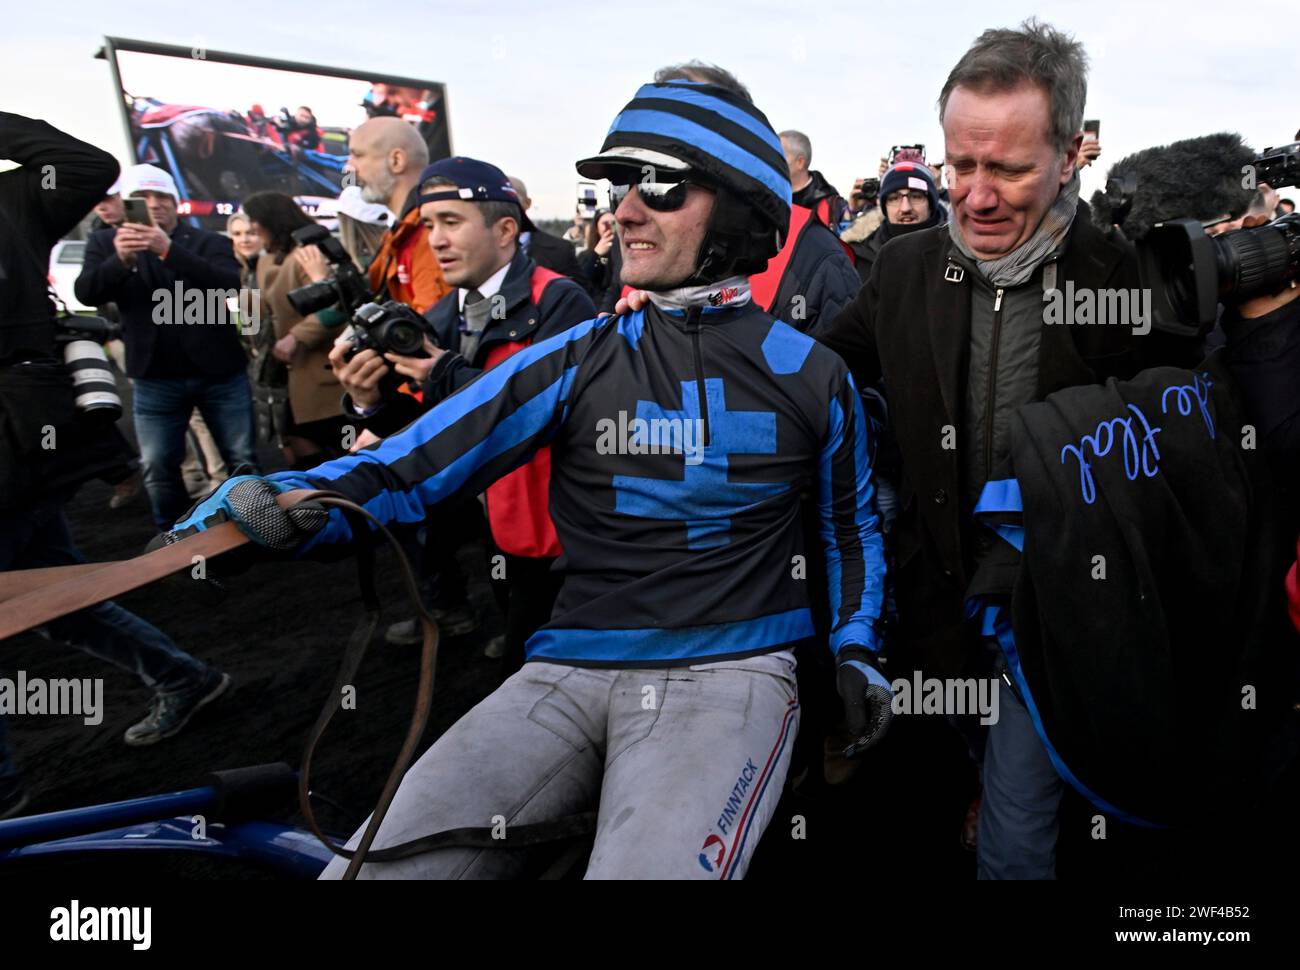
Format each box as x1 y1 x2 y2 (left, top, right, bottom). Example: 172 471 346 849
0 488 595 877
0 491 316 642
0 563 119 604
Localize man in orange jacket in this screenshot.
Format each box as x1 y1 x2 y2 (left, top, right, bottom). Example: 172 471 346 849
345 116 451 312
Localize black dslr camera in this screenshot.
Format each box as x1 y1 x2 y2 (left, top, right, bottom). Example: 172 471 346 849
286 224 372 318
1136 143 1300 333
342 300 434 360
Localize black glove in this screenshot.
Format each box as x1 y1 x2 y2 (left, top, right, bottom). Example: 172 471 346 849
836 645 894 757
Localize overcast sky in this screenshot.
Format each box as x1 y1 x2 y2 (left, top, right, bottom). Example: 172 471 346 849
3 0 1296 220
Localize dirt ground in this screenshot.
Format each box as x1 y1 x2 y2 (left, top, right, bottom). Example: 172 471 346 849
4 429 1298 881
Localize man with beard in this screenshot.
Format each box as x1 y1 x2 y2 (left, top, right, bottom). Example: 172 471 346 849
344 117 450 313
848 160 946 285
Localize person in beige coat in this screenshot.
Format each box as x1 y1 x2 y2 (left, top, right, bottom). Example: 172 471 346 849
243 192 347 468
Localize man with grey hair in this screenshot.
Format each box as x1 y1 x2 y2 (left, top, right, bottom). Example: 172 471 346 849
343 117 449 313
813 18 1198 878
780 129 849 231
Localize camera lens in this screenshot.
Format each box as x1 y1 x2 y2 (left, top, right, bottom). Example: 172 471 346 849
383 320 425 356
287 278 338 317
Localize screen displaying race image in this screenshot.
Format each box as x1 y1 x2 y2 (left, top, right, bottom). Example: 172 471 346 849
108 42 450 231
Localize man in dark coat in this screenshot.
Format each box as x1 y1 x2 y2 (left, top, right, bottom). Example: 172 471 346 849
508 175 582 281
812 19 1199 878
75 164 255 529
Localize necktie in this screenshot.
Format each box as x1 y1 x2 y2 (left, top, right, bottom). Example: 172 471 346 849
460 289 490 358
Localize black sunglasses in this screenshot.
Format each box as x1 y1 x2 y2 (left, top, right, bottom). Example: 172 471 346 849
608 177 699 213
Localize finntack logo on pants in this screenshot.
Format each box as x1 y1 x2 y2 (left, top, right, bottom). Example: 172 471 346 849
699 757 760 872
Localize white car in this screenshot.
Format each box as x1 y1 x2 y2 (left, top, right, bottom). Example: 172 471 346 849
49 239 93 313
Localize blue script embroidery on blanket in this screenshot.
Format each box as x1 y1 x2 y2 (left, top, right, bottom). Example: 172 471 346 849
1060 374 1215 505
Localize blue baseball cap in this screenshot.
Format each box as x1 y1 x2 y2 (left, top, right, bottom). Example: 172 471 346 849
416 156 533 230
416 156 521 205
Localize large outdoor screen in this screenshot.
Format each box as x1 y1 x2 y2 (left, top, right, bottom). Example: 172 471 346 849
103 38 451 230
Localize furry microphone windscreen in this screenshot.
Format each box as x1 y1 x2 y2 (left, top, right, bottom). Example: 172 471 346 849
1090 132 1257 241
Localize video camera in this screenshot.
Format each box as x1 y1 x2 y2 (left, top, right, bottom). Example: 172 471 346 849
341 300 434 361
286 224 372 318
1251 141 1300 191
1138 214 1299 332
1136 143 1300 332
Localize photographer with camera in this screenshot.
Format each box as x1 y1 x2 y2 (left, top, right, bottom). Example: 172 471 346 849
74 163 256 530
242 192 348 467
0 115 230 817
329 156 595 664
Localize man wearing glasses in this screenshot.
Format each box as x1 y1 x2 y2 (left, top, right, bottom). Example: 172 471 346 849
848 160 948 284
169 75 890 879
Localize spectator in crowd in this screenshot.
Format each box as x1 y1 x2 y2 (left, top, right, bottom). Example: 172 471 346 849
243 191 348 467
226 210 262 281
848 161 948 285
813 19 1200 878
507 175 582 280
334 184 391 270
1277 197 1294 217
74 163 256 529
346 117 451 313
577 208 616 301
841 177 885 257
90 178 124 231
1 116 229 820
929 160 953 211
562 205 589 250
228 208 288 465
781 129 850 231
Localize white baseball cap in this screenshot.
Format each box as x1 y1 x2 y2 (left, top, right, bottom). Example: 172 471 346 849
335 184 390 226
119 164 179 201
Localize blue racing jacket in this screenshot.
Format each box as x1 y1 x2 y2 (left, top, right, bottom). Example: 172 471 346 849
270 298 887 668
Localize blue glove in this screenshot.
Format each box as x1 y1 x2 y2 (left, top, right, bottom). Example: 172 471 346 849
169 475 328 551
836 645 895 757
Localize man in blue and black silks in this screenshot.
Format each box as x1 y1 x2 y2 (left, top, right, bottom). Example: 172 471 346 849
167 77 890 879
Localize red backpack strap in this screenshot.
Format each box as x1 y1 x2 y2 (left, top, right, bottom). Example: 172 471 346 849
530 265 565 306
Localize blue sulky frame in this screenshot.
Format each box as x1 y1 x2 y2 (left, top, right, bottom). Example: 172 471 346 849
0 784 334 878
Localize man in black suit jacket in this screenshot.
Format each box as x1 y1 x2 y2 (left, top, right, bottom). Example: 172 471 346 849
507 175 581 280
75 165 257 528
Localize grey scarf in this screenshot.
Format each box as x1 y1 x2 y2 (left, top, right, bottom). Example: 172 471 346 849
948 170 1080 287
